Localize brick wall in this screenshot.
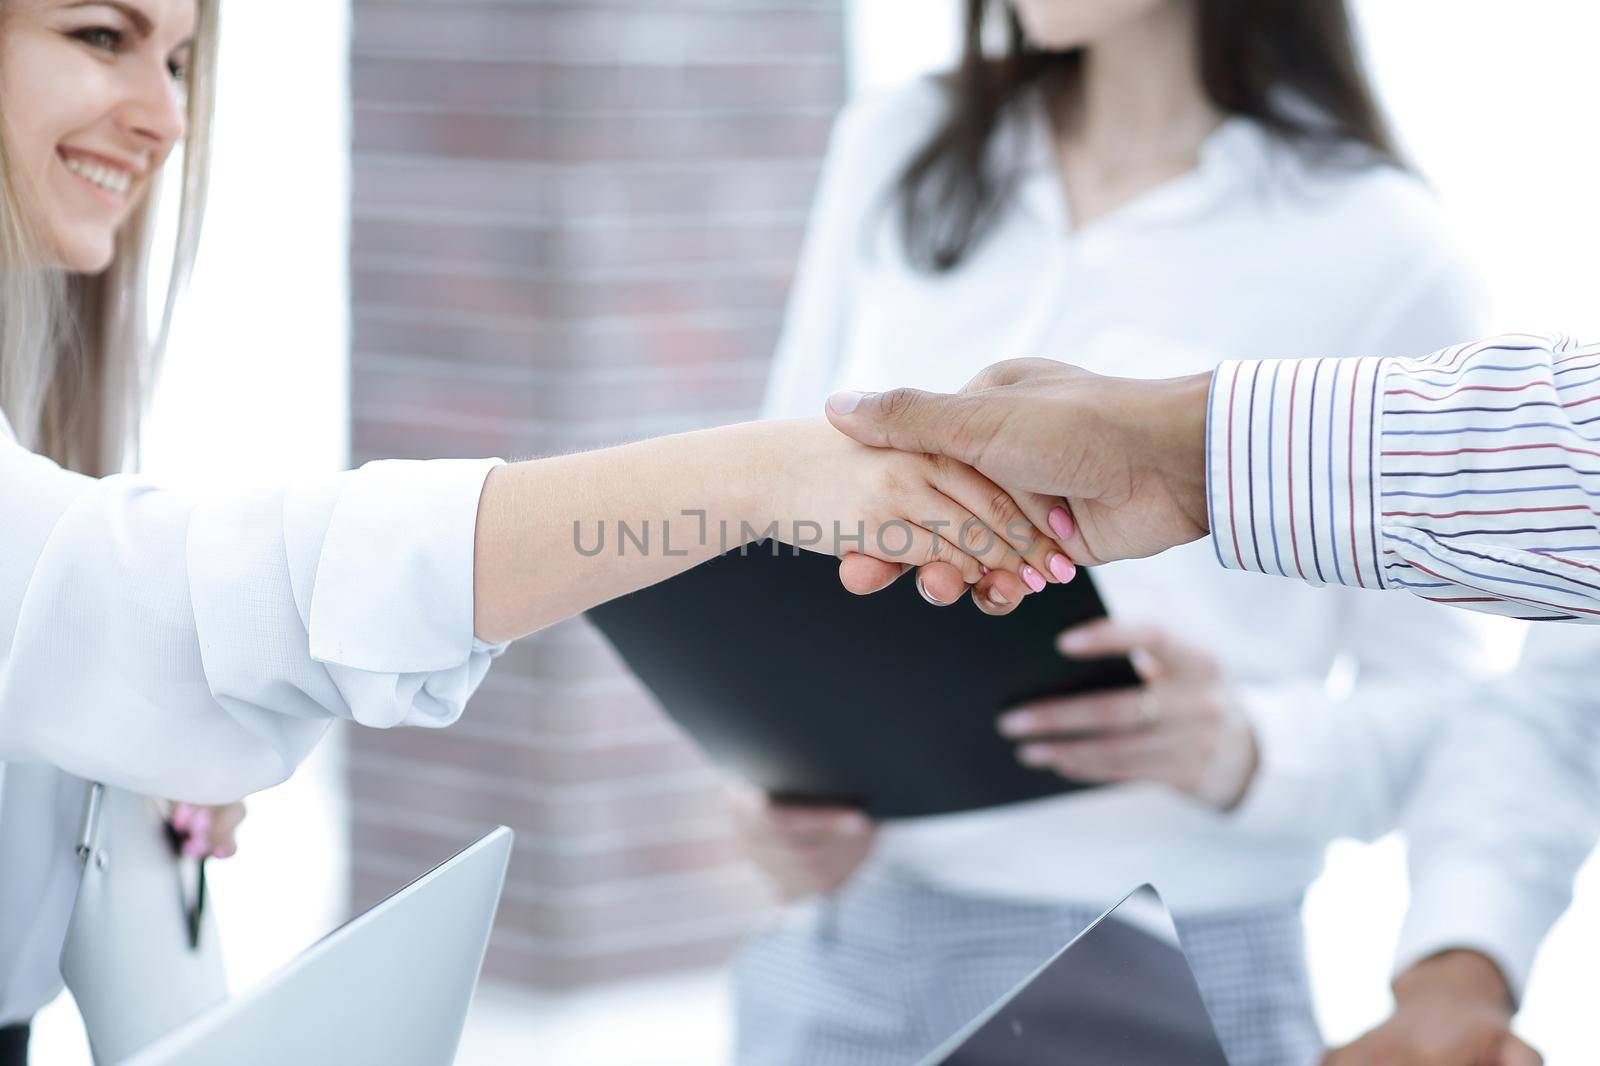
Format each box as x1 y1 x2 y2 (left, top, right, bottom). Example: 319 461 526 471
346 0 847 987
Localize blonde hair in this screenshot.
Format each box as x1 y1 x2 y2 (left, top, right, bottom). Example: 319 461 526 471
0 0 219 476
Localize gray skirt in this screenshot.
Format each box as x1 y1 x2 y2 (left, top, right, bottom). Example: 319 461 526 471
732 865 1322 1066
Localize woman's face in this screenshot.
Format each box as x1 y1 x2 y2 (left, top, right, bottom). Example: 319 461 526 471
1008 0 1175 51
0 0 193 273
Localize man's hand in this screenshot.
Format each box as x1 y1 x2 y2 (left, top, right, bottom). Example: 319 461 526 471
826 359 1213 568
1323 951 1540 1066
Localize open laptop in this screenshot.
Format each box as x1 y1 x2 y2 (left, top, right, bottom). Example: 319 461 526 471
116 826 513 1066
920 885 1231 1065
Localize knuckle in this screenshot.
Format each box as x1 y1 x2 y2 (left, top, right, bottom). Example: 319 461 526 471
878 387 923 421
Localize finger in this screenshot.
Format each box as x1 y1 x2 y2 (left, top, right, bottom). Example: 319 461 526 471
930 461 1071 586
1494 1035 1543 1066
1056 619 1211 678
170 801 196 833
999 688 1154 738
207 802 247 858
181 806 214 857
970 569 1027 615
915 560 968 606
767 804 872 840
837 554 909 597
1015 730 1180 781
898 519 989 584
825 387 990 465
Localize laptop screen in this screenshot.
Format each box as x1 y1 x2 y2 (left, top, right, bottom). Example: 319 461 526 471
924 885 1231 1066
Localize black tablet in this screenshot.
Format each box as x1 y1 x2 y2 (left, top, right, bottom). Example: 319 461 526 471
586 543 1139 819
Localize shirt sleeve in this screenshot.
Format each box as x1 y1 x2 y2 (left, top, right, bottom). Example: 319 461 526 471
1393 624 1600 1001
1224 588 1504 846
0 434 505 804
1208 332 1600 621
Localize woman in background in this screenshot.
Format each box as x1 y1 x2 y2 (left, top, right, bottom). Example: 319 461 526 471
0 2 1069 1061
733 1 1518 1064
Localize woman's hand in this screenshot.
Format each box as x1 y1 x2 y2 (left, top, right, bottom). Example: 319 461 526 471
727 783 875 903
757 418 1076 592
169 801 247 859
997 620 1259 810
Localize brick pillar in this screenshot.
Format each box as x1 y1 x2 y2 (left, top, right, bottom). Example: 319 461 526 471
345 1 847 987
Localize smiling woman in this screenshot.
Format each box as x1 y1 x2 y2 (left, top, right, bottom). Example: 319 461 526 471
0 1 1075 1061
0 0 216 476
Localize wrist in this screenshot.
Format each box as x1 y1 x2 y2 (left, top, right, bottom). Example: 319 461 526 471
1151 371 1212 535
1394 950 1513 1014
725 421 779 545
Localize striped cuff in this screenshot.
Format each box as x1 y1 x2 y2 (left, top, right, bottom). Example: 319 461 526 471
1207 357 1393 588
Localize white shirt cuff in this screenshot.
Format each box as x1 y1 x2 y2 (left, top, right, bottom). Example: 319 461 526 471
306 458 505 673
1395 857 1567 1004
1222 679 1337 838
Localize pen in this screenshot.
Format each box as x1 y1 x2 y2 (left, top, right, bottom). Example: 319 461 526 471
188 857 207 951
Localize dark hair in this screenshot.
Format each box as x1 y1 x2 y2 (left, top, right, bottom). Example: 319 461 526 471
898 0 1402 271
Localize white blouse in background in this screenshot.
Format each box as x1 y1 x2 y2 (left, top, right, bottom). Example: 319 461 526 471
762 80 1556 992
0 407 503 1024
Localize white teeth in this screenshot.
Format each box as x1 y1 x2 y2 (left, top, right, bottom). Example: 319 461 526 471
63 155 132 195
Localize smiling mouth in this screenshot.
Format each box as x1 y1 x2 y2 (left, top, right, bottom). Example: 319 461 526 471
58 150 135 199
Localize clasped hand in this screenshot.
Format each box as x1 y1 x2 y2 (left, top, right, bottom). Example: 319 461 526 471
828 359 1213 611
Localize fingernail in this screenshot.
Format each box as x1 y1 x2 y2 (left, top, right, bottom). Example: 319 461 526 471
171 803 192 831
839 813 870 834
988 586 1010 607
190 808 212 835
1049 506 1075 540
183 835 210 858
1058 631 1090 654
998 712 1031 737
1021 566 1046 593
212 845 235 859
1047 553 1077 584
980 565 990 575
827 390 865 415
916 572 950 606
1019 746 1050 767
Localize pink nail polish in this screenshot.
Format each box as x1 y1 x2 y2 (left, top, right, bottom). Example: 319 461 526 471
183 836 209 858
171 803 192 831
212 845 233 859
1021 566 1046 593
1048 553 1077 583
190 808 212 835
1049 506 1075 541
980 565 990 575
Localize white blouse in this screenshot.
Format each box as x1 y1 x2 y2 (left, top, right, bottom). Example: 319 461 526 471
762 80 1554 991
0 409 503 1024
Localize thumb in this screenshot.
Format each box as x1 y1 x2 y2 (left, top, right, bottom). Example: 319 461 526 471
826 387 986 464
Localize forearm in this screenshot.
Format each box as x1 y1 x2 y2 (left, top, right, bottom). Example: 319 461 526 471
473 421 775 642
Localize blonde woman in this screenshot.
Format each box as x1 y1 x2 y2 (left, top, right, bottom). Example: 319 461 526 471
0 2 1072 1059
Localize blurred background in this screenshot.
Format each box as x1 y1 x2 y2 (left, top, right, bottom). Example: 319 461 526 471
30 0 1600 1062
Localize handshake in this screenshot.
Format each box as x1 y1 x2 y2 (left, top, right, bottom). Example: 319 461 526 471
828 359 1214 609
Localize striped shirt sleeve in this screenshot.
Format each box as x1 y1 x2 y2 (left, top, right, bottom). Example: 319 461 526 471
1207 333 1600 622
